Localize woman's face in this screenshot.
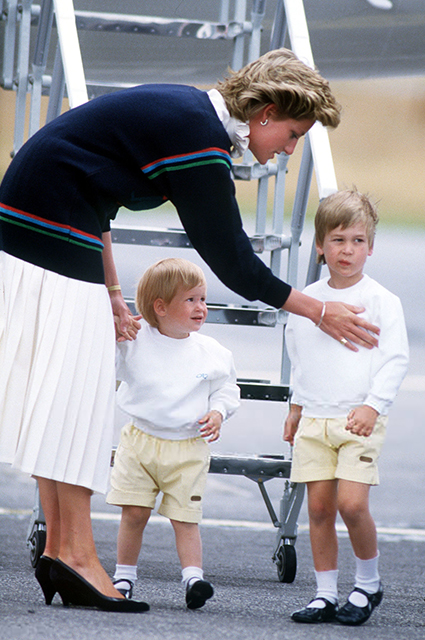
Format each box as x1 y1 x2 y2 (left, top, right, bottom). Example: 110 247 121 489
248 105 315 165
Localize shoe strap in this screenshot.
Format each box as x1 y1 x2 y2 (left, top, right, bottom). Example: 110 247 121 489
308 597 335 607
351 586 372 599
113 579 133 587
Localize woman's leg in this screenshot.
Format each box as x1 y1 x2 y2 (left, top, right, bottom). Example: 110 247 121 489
35 477 61 559
54 481 123 598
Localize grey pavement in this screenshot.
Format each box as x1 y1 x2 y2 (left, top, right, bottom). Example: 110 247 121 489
0 493 424 640
1 226 424 638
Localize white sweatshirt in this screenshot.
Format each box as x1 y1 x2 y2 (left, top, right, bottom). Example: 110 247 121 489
115 321 240 439
285 275 409 417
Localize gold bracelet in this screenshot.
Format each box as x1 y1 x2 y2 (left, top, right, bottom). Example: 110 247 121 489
107 284 121 292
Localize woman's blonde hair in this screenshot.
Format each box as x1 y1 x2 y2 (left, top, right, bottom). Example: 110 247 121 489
315 189 379 265
136 258 207 328
216 48 341 127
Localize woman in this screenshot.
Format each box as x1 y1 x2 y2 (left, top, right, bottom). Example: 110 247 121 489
0 48 378 611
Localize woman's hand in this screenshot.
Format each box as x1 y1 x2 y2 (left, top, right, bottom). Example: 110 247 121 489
101 231 141 341
319 301 379 351
110 290 142 342
283 289 379 352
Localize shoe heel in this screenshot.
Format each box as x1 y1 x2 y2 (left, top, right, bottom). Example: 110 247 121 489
35 556 57 605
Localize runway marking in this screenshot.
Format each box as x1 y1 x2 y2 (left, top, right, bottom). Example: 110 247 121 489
2 507 424 541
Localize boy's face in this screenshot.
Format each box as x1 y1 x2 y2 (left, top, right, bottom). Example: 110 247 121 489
316 222 373 289
155 284 208 339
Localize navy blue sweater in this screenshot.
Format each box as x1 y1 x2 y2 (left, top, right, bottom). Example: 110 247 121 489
0 84 291 308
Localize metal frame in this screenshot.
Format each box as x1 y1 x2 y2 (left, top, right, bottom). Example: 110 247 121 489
1 0 338 579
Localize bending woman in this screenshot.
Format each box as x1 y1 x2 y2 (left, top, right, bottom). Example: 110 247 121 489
0 48 378 611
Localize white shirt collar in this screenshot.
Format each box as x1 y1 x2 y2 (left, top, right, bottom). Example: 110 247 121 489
207 88 250 158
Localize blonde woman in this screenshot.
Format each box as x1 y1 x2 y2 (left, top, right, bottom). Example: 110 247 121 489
0 48 378 611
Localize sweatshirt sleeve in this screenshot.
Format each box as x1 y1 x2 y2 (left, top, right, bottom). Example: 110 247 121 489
208 350 241 420
284 313 303 407
364 293 409 415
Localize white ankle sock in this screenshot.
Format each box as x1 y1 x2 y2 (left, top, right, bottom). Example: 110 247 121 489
307 569 339 608
349 553 380 607
181 566 204 588
113 564 138 584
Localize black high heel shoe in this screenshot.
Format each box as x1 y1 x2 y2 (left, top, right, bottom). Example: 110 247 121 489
50 559 150 612
35 556 57 605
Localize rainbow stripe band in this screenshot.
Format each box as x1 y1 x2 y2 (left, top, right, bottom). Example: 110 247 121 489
0 202 104 253
142 147 232 180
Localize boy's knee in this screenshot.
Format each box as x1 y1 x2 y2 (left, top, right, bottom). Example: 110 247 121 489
308 499 336 524
122 505 150 527
338 498 368 524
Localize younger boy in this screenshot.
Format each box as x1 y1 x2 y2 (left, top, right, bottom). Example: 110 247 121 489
284 189 408 626
107 258 240 609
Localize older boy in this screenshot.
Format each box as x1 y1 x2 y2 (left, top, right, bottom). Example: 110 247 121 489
284 190 409 626
107 258 240 609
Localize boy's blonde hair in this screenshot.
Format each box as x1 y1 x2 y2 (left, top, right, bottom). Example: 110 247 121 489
136 258 207 328
315 189 379 265
216 48 341 128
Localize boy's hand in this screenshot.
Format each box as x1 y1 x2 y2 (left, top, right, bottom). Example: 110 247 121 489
346 405 379 437
114 313 142 342
283 404 302 446
199 410 223 442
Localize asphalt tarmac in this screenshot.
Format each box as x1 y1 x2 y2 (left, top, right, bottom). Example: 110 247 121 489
1 224 425 639
0 481 424 640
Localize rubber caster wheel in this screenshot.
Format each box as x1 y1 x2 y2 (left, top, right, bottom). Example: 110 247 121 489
276 544 297 583
29 528 46 568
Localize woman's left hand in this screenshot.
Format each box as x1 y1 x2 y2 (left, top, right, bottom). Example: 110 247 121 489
319 301 380 351
282 289 379 352
110 291 142 341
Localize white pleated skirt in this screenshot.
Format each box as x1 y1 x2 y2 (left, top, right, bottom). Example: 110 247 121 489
0 251 116 494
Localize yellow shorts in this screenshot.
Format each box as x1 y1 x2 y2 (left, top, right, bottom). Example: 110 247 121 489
107 423 210 523
290 415 388 486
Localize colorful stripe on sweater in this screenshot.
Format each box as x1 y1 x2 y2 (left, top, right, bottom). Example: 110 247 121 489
0 202 104 252
141 147 232 179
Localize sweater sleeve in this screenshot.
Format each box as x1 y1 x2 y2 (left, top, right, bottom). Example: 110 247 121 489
364 293 409 415
144 159 291 308
208 351 241 420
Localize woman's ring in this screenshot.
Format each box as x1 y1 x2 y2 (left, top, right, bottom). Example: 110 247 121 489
340 337 348 345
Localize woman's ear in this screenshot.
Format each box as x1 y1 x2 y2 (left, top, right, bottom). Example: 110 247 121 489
264 103 278 120
153 298 167 317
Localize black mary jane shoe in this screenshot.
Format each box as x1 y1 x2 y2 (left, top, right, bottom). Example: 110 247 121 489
50 559 149 612
185 580 214 610
291 597 338 624
113 578 134 599
35 555 57 605
335 584 383 626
